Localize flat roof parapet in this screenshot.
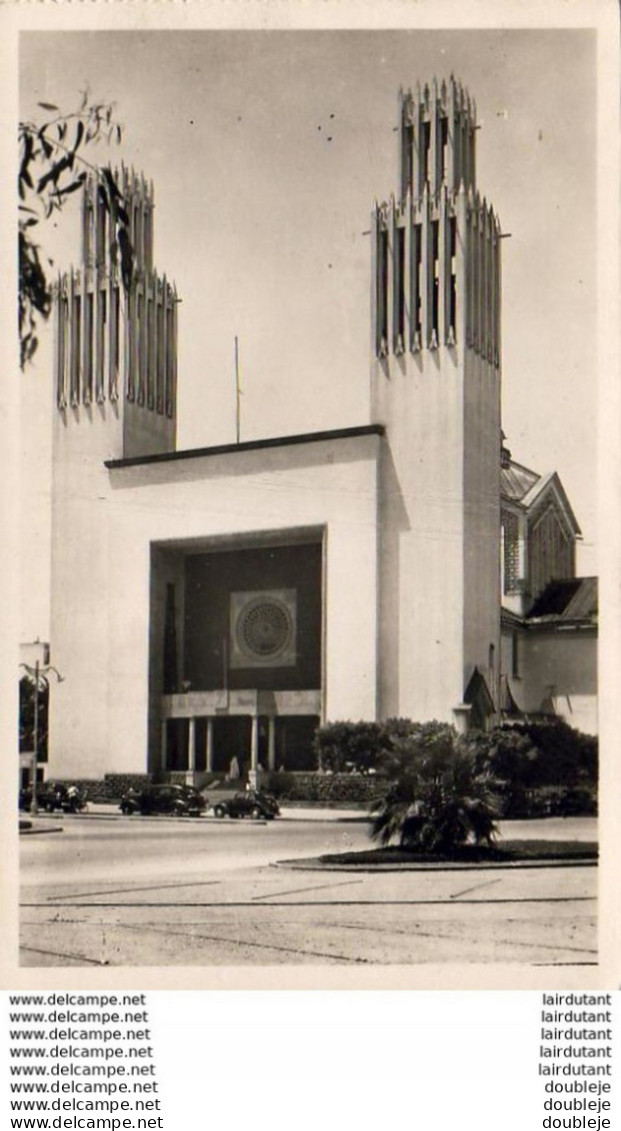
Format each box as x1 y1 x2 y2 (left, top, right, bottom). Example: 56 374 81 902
105 423 385 469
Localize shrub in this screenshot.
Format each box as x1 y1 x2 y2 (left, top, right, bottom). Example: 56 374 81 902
469 719 598 817
370 722 500 852
313 721 385 773
471 720 597 790
313 717 431 774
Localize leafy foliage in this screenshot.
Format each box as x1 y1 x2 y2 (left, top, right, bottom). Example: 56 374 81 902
471 719 597 789
466 719 598 818
313 716 426 773
313 720 384 773
18 92 131 368
370 722 500 853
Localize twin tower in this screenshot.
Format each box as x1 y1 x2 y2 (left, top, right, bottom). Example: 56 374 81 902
370 79 502 722
373 78 500 364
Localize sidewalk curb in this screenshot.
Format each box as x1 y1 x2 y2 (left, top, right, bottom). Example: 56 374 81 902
25 809 368 824
273 857 598 873
20 824 64 836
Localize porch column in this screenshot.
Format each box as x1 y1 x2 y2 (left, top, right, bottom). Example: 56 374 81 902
187 716 196 772
206 718 214 773
250 714 259 772
267 717 276 772
161 723 168 770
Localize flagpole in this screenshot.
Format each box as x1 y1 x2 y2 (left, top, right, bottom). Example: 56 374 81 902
234 335 240 444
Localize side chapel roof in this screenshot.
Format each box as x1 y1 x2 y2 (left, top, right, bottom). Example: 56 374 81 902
501 458 581 537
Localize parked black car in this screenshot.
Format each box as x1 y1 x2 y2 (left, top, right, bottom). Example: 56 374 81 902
119 784 206 817
19 782 88 813
211 790 280 820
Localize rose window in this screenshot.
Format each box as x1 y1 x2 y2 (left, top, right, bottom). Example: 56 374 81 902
237 599 293 660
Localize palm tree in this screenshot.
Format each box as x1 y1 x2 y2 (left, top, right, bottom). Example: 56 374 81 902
370 722 500 853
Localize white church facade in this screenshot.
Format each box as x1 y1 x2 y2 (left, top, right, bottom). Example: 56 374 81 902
46 78 596 786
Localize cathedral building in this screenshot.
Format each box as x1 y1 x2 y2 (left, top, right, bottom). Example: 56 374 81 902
46 78 596 786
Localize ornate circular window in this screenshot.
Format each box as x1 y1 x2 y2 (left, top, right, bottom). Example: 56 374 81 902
236 597 293 661
230 588 297 669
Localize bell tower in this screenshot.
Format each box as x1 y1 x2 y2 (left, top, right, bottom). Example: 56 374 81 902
49 171 180 781
372 77 502 728
53 167 178 463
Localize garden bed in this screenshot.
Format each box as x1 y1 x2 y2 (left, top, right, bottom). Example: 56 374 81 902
317 839 598 866
271 837 599 871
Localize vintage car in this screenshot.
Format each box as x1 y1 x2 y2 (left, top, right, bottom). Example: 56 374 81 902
211 790 280 820
19 782 88 813
119 783 206 817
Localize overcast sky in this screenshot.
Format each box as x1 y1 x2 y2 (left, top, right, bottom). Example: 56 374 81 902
19 28 597 637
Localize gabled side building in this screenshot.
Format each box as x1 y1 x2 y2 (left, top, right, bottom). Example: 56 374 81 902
500 442 597 734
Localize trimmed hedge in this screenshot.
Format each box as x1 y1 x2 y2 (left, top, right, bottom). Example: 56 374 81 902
264 771 381 805
100 774 153 800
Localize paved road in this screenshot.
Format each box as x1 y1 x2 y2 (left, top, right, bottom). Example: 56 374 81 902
20 814 597 968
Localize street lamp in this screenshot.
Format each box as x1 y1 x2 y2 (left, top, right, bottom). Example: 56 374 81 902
19 660 64 816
